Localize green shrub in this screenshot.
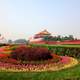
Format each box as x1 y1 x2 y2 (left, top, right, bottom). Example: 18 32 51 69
30 44 80 58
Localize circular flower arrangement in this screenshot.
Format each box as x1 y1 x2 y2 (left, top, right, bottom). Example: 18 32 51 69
0 46 78 72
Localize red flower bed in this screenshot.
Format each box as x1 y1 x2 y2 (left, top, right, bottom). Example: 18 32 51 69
0 54 10 58
60 56 71 64
0 56 77 72
4 58 19 64
51 54 61 62
0 45 66 72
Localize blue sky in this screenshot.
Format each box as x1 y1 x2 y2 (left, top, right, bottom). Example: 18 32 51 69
0 0 80 40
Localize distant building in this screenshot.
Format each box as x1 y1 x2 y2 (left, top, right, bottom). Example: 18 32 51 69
13 39 27 44
29 29 51 43
0 34 7 44
34 29 51 38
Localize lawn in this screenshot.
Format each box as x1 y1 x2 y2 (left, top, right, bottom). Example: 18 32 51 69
31 44 80 48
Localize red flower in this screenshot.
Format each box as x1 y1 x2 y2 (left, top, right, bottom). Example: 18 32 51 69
0 54 10 58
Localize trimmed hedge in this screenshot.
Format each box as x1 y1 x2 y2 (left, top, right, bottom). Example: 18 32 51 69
30 44 80 58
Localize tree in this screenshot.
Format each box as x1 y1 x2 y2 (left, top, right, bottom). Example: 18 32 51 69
68 35 74 40
14 39 27 44
8 40 13 44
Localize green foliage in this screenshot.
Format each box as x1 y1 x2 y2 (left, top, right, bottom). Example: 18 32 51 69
10 46 18 50
0 44 9 47
31 44 80 58
43 35 75 41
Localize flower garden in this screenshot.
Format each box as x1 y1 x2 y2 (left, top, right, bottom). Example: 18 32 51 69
0 44 78 72
0 44 80 80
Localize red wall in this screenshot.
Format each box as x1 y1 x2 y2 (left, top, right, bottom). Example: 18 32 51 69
30 40 80 45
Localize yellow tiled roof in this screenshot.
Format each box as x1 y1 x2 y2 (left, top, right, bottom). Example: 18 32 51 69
36 29 51 35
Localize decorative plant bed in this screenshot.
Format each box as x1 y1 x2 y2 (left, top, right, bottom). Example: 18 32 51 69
0 45 78 72
0 56 78 72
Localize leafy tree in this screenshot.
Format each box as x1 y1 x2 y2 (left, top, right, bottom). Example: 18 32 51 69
68 35 74 40
14 39 27 44
43 35 75 41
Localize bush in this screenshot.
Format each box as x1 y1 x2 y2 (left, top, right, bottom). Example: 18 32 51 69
30 44 80 58
11 46 53 61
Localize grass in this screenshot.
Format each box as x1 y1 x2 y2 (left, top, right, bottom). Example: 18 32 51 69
0 63 80 80
31 44 80 48
55 44 80 48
